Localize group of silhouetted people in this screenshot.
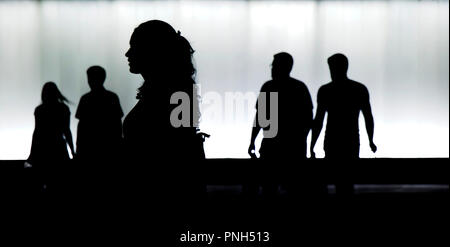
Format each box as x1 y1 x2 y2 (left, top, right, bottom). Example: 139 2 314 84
28 20 203 167
26 20 377 197
27 67 124 165
247 52 377 196
249 52 376 161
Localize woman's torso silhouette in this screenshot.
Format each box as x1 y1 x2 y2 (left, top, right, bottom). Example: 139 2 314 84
29 102 71 167
123 81 198 161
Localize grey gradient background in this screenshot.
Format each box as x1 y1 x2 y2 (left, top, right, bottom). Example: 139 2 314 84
0 0 448 159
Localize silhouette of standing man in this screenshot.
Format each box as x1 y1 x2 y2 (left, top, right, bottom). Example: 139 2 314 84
310 53 377 195
248 52 313 196
75 66 123 162
249 52 313 159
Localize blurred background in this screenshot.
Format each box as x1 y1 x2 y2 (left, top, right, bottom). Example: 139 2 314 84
0 0 448 159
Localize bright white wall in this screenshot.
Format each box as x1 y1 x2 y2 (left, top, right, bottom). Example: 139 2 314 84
0 0 448 159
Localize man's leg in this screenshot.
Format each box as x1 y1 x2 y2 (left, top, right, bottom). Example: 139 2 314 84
325 147 356 197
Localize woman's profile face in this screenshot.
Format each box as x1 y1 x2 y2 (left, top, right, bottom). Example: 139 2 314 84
125 31 145 74
125 22 176 77
125 30 165 76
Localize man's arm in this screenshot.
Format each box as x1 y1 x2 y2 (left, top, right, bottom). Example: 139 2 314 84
114 94 124 139
361 88 377 153
304 86 314 136
310 88 326 158
249 87 266 158
75 96 84 120
248 115 261 159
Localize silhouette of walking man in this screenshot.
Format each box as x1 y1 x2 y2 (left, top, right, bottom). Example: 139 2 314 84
310 53 377 195
75 66 123 162
248 52 313 196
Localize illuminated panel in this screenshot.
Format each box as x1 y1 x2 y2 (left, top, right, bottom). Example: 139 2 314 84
0 1 448 159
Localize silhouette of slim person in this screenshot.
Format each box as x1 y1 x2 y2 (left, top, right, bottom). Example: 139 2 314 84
75 66 123 162
310 53 377 195
248 52 313 197
28 82 75 165
27 82 74 192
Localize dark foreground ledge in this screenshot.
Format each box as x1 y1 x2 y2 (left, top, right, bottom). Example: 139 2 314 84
0 158 449 184
0 159 448 245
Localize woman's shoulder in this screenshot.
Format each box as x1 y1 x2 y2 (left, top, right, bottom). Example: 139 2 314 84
34 103 70 117
34 104 44 115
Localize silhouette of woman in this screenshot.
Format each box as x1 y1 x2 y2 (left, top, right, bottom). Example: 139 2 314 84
28 82 75 168
123 20 205 225
123 20 201 162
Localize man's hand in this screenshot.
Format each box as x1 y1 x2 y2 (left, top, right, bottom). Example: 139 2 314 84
370 141 377 153
248 143 257 159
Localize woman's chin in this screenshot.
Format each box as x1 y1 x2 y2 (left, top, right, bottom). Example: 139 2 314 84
128 66 140 74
